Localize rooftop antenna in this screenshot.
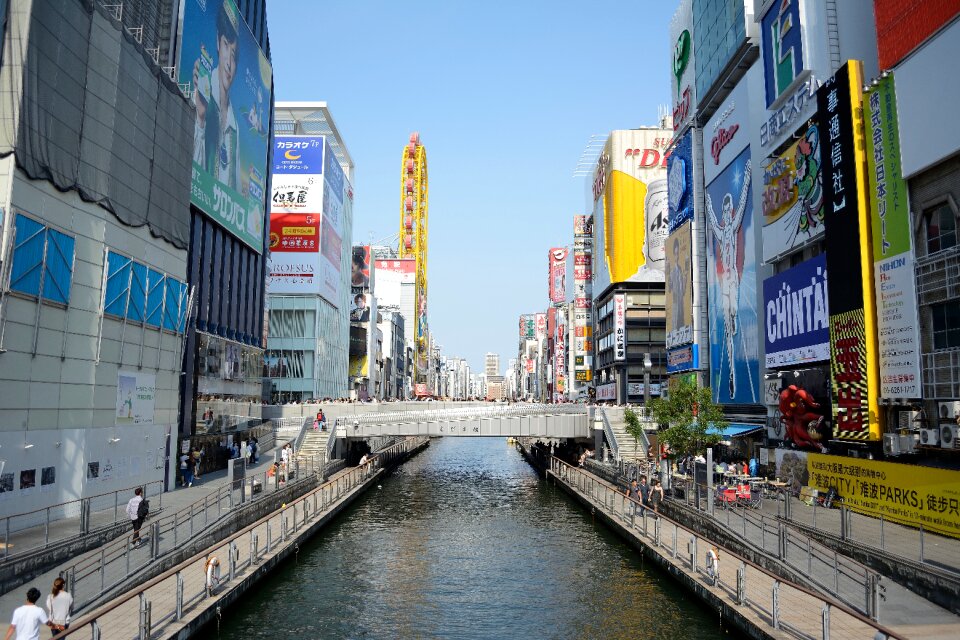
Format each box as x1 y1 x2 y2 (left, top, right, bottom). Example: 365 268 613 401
572 134 607 177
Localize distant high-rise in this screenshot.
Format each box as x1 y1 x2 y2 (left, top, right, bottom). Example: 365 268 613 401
485 353 500 377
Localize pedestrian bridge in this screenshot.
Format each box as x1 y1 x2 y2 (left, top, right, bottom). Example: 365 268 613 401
333 405 592 439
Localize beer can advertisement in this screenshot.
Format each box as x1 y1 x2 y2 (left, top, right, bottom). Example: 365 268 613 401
178 0 273 253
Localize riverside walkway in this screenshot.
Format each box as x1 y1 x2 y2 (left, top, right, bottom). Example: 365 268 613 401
546 457 960 640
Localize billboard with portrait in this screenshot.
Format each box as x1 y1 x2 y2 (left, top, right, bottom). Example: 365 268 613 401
350 292 370 323
761 123 824 262
705 145 760 405
351 245 371 293
178 0 272 253
548 247 568 303
763 254 830 368
665 222 693 349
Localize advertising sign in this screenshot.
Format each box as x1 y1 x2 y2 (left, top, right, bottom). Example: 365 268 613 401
351 245 371 293
519 315 536 340
667 131 694 232
763 254 830 368
350 292 370 323
374 258 415 308
178 0 272 253
349 355 369 378
669 0 696 132
613 294 626 361
866 75 921 399
115 371 156 425
807 454 960 539
761 123 825 262
596 383 616 401
706 146 760 404
760 0 805 107
769 368 832 451
703 76 749 185
666 223 693 348
574 215 593 236
535 313 547 341
549 247 568 303
628 383 661 397
817 60 881 441
267 213 320 294
667 344 698 374
874 0 960 69
273 137 323 175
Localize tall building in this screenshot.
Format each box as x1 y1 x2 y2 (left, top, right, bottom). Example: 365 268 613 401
485 352 500 377
265 103 354 402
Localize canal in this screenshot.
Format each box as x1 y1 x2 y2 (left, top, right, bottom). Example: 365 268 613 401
213 438 726 639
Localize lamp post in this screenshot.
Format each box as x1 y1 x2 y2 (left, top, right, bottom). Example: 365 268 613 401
642 352 653 410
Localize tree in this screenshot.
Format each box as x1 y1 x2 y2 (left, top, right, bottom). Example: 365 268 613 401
623 407 646 459
647 377 727 458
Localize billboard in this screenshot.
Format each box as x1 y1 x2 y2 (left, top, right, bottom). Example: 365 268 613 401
874 0 960 69
705 145 760 404
548 247 568 303
519 315 535 340
593 130 672 291
667 131 694 232
769 367 832 451
807 454 960 539
666 223 693 348
670 0 696 133
267 213 320 294
613 294 626 361
115 371 156 426
760 0 805 107
865 74 921 399
761 123 825 262
703 75 750 185
178 0 271 253
667 344 699 374
374 258 415 308
351 245 371 293
763 254 830 368
817 61 881 441
535 313 547 341
574 215 593 236
350 292 370 323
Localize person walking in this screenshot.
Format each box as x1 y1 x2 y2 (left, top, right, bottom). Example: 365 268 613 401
180 451 193 487
45 579 72 637
4 588 52 640
125 487 148 547
625 480 642 517
638 475 650 514
706 547 720 585
649 479 664 516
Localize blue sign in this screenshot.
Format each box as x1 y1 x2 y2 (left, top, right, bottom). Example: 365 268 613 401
763 254 830 369
667 344 698 374
323 139 345 203
761 0 804 107
668 130 694 232
273 136 324 174
706 146 760 405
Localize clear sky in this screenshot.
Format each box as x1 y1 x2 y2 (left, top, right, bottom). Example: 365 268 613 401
268 0 677 373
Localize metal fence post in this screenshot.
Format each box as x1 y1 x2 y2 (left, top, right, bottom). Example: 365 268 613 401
880 515 884 551
44 507 50 546
920 525 925 563
833 550 839 593
151 522 160 559
175 571 183 621
266 523 272 553
672 525 677 558
736 562 745 605
821 603 830 640
772 580 780 630
689 536 697 571
253 533 259 564
654 517 661 547
138 593 150 640
839 506 846 540
228 541 236 581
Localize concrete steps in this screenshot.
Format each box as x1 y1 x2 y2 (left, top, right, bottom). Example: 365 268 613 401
604 407 651 465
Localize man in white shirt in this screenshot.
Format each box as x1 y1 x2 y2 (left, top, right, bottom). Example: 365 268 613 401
125 487 145 547
280 444 291 465
4 588 52 640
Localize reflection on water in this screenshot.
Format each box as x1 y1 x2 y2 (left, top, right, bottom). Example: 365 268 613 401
215 438 726 639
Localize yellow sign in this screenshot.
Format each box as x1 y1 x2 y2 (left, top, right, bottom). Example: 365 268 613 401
282 226 316 235
807 453 960 539
761 140 798 224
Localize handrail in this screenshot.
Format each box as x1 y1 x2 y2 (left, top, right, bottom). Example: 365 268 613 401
291 416 311 453
0 480 164 561
599 408 620 461
345 404 588 426
55 436 428 638
549 457 903 639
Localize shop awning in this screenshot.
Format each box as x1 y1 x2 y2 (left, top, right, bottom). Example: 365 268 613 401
707 423 765 439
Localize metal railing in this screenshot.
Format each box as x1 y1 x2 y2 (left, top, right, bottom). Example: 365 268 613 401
340 403 589 427
599 408 620 461
55 437 429 639
549 458 902 640
0 481 164 561
59 453 334 612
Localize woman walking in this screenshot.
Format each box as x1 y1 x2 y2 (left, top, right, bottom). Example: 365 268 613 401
46 578 72 636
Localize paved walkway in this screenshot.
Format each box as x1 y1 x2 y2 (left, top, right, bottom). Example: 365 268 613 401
0 443 299 624
669 485 960 635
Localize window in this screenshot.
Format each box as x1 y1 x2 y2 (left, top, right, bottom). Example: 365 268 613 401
932 300 960 350
9 214 75 304
104 250 187 332
926 203 957 255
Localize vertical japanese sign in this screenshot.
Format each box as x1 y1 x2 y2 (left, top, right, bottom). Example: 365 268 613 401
535 313 547 341
573 215 594 382
866 74 921 399
816 60 881 441
178 0 272 253
613 294 626 361
548 247 568 303
519 315 536 340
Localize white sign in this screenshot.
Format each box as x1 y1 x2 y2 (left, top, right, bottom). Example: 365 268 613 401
613 294 626 361
627 382 661 396
268 254 321 295
703 72 751 184
875 255 922 398
115 371 156 426
669 0 696 132
596 383 617 401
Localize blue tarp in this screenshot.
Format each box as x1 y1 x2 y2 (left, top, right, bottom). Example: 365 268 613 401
706 423 764 438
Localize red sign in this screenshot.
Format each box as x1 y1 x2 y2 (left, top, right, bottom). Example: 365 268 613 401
415 383 429 397
624 148 670 168
673 86 691 131
711 124 739 165
549 247 568 303
874 1 960 69
269 213 319 252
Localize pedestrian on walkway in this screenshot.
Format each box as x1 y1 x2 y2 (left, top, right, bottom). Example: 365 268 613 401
45 578 72 637
4 587 52 640
649 479 664 516
280 443 291 466
625 480 642 517
638 475 650 513
705 547 719 585
244 440 253 465
180 452 193 487
193 447 204 480
126 487 148 546
252 438 260 463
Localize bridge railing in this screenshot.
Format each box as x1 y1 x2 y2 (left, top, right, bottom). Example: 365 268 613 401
549 457 901 639
53 437 428 639
336 403 589 427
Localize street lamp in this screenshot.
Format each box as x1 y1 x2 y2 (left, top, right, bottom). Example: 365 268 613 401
642 352 653 410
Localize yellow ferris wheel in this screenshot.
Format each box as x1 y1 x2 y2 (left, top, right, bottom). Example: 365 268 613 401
399 132 429 387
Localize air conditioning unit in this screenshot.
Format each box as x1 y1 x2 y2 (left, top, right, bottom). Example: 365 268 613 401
920 428 940 447
940 425 960 449
882 433 900 456
899 433 918 455
898 411 921 430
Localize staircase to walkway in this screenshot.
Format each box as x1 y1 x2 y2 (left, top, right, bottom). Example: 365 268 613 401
602 406 651 465
296 428 330 464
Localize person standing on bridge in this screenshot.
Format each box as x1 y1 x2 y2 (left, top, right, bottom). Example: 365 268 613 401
638 475 650 514
4 588 53 640
625 480 642 517
45 578 72 636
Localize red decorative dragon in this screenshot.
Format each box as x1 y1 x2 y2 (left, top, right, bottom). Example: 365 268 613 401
778 384 829 452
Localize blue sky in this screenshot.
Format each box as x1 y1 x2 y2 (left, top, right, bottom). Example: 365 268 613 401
268 0 676 373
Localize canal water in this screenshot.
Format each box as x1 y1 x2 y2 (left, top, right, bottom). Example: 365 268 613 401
214 438 726 639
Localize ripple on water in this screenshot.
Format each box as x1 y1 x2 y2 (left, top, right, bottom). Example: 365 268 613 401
213 438 727 640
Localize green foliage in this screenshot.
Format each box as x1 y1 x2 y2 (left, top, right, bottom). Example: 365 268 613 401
623 408 645 446
648 377 727 457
